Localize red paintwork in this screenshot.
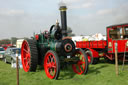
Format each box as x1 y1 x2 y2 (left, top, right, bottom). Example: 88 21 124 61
76 41 106 58
86 53 91 63
35 34 39 40
1 44 13 50
107 27 113 53
112 40 128 53
72 50 86 75
21 40 30 72
107 24 128 53
89 48 99 58
76 40 107 49
76 23 128 61
44 52 57 79
2 46 7 50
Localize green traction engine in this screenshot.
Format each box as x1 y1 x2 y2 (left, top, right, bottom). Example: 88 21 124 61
21 5 89 79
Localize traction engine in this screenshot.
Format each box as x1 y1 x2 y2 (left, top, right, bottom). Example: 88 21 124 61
21 5 89 79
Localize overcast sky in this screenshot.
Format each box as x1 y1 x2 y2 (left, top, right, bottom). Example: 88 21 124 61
0 0 128 39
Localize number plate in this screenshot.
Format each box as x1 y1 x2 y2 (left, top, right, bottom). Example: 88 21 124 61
67 56 70 58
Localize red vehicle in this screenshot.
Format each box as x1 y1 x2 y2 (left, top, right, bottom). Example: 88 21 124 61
1 44 13 50
76 23 128 64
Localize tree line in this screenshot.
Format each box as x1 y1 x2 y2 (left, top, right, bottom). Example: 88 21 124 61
0 37 28 46
0 27 75 46
0 39 11 46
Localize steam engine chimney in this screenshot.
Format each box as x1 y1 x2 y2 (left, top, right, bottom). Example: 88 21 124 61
59 5 67 37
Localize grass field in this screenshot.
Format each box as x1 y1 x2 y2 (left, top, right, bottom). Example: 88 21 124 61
0 59 128 85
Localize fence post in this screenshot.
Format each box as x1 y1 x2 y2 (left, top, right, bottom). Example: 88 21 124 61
16 50 19 85
115 42 118 75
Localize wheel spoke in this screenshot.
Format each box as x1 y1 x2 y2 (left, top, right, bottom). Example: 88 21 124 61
26 62 30 69
47 63 51 68
51 57 53 63
23 48 29 53
78 64 82 72
79 58 85 70
24 58 30 68
47 57 50 63
81 62 85 64
49 55 52 62
52 63 56 69
50 69 54 75
82 64 85 69
24 57 27 60
81 56 84 60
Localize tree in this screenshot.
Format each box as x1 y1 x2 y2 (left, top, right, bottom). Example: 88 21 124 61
11 37 18 45
67 27 75 37
0 39 11 46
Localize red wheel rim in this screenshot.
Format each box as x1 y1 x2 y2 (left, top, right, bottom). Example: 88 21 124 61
72 51 86 75
44 52 57 79
87 53 91 63
21 40 31 72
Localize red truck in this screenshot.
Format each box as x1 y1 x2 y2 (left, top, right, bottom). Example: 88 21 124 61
76 23 128 64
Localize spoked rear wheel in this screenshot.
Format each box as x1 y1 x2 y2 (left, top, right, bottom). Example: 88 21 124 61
21 39 38 72
72 49 89 75
44 50 60 79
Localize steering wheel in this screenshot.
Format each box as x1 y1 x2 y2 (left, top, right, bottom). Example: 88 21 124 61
50 25 55 34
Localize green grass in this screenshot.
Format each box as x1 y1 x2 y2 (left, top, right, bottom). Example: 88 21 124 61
0 59 128 85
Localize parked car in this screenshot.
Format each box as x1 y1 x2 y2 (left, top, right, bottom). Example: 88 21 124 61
4 48 22 68
0 47 5 59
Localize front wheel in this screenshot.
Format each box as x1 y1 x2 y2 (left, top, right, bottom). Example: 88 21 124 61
44 50 60 79
72 49 89 75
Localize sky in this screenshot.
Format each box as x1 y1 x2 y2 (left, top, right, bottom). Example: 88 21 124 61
0 0 128 39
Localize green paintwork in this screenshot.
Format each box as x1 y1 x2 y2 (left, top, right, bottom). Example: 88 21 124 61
35 31 58 52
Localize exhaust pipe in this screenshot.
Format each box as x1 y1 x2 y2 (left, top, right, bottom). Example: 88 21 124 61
59 5 67 37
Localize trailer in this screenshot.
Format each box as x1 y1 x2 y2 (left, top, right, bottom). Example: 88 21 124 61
76 23 128 64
